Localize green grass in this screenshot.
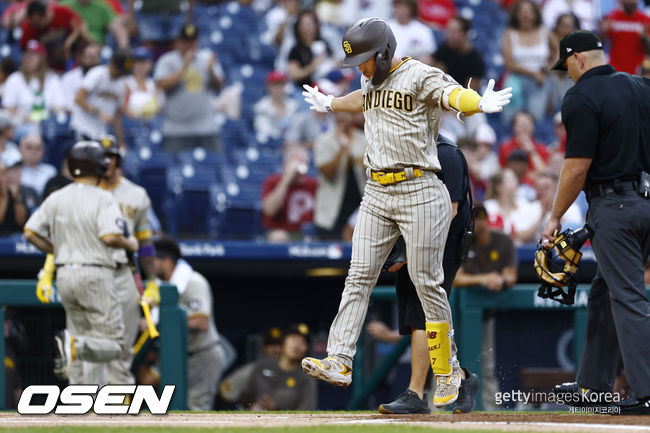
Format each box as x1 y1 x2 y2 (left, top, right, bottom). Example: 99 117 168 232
0 428 561 433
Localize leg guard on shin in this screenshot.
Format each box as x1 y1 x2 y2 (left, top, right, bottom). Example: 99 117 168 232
426 322 452 375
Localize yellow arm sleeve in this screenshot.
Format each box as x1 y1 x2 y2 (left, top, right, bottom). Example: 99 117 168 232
42 253 55 277
448 87 482 114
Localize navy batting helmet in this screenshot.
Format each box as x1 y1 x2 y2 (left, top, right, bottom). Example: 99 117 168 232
341 18 396 85
100 134 124 167
67 141 109 178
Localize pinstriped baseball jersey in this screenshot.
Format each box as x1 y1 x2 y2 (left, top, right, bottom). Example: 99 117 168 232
101 176 152 264
180 271 219 354
24 183 124 267
361 57 458 171
101 176 153 385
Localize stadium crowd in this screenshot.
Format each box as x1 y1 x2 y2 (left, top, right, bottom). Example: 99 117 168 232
0 0 646 244
0 0 647 412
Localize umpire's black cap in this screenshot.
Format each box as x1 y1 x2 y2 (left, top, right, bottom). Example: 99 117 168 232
551 30 603 71
67 141 109 178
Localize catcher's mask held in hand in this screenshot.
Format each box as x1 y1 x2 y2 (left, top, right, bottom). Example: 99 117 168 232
534 225 593 305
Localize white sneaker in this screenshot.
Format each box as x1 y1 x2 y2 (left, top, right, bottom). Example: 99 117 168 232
433 367 462 407
301 356 352 388
53 329 74 381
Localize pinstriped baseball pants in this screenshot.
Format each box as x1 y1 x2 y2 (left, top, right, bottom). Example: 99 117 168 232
327 172 456 367
58 266 124 385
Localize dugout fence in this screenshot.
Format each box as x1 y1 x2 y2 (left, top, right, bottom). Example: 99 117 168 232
0 281 187 410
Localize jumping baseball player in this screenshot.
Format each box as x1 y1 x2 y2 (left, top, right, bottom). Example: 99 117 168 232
23 141 139 385
301 17 511 406
98 136 159 386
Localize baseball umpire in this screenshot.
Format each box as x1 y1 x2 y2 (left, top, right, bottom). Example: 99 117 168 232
98 136 159 385
301 17 511 406
377 134 479 414
541 30 650 415
23 141 138 384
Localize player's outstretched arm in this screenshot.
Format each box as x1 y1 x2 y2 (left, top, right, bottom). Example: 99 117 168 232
302 85 363 113
443 79 512 114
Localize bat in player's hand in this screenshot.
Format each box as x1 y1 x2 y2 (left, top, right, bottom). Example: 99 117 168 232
117 220 160 339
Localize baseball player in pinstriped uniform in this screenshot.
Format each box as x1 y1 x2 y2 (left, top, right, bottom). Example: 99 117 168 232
301 17 511 406
98 136 159 386
23 141 139 385
153 236 227 410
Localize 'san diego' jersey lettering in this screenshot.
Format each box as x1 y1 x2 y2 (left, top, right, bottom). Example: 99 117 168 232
362 89 414 112
361 58 458 172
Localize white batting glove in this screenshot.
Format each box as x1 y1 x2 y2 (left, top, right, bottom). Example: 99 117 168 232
302 84 334 113
478 79 512 113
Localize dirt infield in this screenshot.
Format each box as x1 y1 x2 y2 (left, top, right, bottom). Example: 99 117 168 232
1 412 650 432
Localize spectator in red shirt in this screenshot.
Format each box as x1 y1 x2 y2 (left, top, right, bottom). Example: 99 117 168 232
2 0 36 32
20 1 87 72
261 146 318 243
418 0 457 30
498 111 549 178
601 0 650 74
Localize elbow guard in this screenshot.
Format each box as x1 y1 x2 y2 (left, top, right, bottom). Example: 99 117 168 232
443 85 481 113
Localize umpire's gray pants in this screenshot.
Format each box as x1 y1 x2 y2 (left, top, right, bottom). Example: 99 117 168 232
327 173 454 367
106 265 140 385
57 266 124 385
577 191 650 397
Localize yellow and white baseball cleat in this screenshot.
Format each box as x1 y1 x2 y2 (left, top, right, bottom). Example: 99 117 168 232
301 356 352 388
53 329 75 381
433 367 462 407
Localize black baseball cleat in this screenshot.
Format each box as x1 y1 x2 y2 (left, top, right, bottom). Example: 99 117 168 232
614 396 650 415
378 389 431 414
553 382 613 407
453 368 479 413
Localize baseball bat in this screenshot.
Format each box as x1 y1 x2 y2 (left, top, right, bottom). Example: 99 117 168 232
132 250 160 339
119 221 160 339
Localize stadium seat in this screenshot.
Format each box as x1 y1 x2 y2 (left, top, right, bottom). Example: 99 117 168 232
212 179 263 239
177 147 227 174
167 165 219 236
41 113 75 168
221 119 253 150
137 151 175 227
